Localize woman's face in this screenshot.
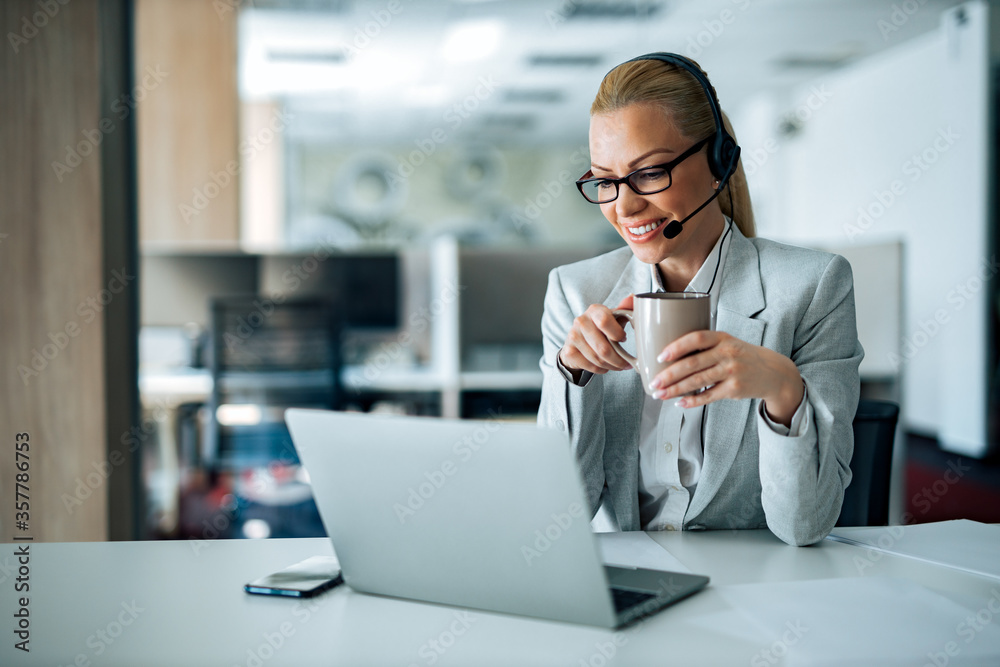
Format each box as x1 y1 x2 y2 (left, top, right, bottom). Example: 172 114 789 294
588 103 720 265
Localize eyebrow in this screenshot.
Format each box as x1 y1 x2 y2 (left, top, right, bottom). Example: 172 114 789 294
591 148 677 174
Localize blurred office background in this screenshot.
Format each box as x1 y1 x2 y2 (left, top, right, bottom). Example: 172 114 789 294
3 0 1000 543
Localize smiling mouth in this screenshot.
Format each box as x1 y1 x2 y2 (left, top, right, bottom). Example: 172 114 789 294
625 219 666 239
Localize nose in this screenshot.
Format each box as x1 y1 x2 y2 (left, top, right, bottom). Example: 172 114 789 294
614 184 646 219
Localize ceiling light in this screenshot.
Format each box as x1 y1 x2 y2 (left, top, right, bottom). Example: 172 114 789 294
441 20 504 63
404 84 451 108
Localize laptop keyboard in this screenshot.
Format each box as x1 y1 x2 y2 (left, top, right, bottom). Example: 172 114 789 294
611 587 657 613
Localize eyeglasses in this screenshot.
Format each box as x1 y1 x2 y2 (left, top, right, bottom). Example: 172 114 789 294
575 136 710 204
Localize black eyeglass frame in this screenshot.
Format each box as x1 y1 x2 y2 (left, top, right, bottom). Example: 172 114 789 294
575 135 711 204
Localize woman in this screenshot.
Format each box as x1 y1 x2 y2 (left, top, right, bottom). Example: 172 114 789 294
537 53 863 546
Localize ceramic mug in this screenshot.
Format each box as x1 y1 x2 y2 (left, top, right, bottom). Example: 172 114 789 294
608 292 711 396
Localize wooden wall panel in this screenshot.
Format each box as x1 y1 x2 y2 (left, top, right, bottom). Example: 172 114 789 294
0 0 107 542
135 0 239 245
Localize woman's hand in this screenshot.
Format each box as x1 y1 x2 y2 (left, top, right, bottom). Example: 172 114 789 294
648 330 804 426
558 295 635 374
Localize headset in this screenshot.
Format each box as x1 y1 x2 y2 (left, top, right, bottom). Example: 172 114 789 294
620 52 742 239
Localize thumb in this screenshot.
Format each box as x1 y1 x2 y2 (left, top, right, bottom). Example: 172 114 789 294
615 294 634 311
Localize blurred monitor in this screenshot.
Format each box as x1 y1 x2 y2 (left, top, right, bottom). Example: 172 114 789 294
259 253 399 330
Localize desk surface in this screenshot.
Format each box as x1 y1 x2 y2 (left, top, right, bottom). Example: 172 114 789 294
3 530 999 666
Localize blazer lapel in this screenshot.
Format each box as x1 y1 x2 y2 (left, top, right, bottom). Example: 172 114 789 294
686 230 766 520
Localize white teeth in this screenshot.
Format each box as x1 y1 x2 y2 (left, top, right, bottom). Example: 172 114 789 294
627 220 661 236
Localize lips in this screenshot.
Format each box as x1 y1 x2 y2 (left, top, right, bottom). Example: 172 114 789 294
624 218 666 242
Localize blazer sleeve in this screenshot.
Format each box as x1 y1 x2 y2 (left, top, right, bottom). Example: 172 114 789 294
537 267 608 516
757 254 863 546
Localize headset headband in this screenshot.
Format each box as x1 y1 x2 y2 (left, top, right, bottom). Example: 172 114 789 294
616 52 740 183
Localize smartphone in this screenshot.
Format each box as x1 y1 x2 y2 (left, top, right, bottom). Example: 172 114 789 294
244 555 344 598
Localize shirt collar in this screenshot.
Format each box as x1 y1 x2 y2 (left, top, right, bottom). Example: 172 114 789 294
649 216 734 322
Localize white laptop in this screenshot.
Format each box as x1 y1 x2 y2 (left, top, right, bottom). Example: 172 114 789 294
285 409 709 628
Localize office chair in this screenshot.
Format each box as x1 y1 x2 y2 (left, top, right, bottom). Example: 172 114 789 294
206 295 342 469
182 295 343 540
837 399 900 527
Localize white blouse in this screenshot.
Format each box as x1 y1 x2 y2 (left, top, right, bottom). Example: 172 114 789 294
636 220 809 531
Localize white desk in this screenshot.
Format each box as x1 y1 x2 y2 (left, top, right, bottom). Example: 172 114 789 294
3 530 999 666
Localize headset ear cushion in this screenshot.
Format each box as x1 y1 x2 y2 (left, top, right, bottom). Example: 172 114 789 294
708 134 727 179
715 135 739 179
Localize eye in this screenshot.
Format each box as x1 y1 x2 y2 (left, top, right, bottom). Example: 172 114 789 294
634 168 668 184
596 179 616 190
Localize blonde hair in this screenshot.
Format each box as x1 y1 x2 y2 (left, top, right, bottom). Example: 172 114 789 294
591 58 755 237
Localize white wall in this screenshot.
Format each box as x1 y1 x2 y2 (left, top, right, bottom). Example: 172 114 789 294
734 2 991 456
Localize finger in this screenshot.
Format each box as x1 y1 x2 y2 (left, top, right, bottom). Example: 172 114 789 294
649 350 713 390
612 294 634 329
653 366 718 400
673 382 725 409
579 309 631 370
615 294 634 311
567 317 630 371
589 305 628 343
659 329 722 364
564 328 611 371
559 345 609 375
580 321 632 370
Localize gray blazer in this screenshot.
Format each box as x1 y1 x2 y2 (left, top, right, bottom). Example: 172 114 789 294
537 228 863 546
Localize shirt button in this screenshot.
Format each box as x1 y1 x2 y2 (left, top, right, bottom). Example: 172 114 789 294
663 442 673 453
671 485 681 492
664 525 675 531
556 420 565 431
